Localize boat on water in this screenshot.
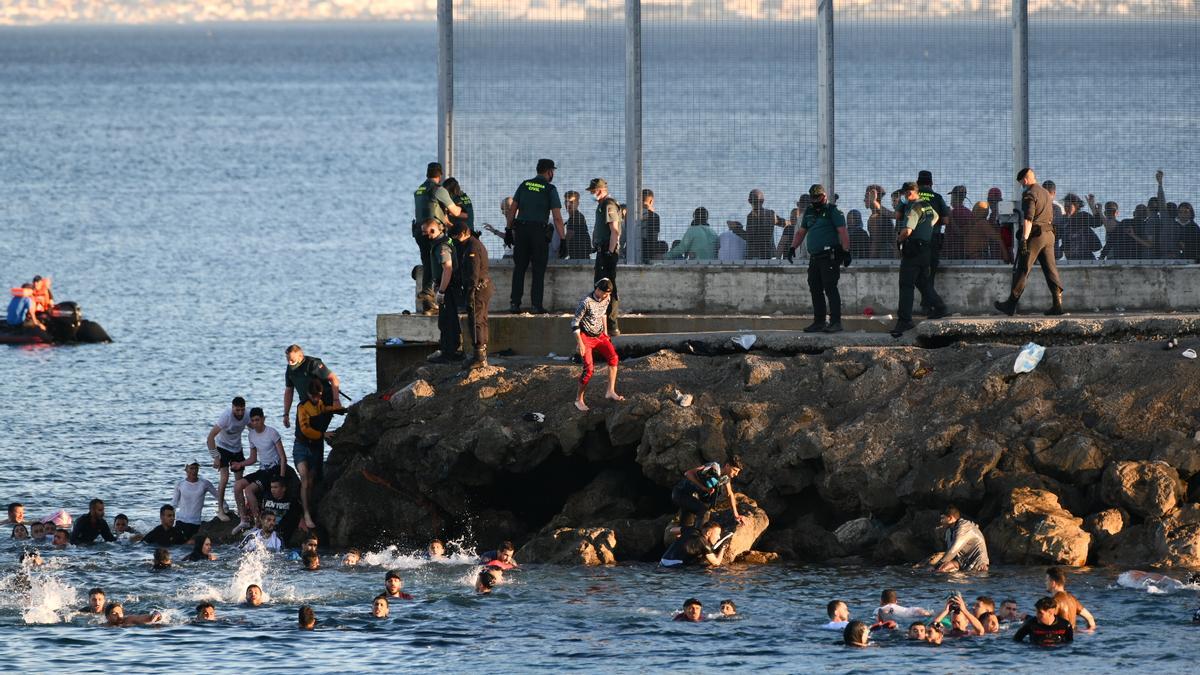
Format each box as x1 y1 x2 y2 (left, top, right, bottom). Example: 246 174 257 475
0 301 111 345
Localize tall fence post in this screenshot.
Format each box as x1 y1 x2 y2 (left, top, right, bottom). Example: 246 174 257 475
437 0 454 174
625 0 643 265
817 0 835 197
1012 0 1028 195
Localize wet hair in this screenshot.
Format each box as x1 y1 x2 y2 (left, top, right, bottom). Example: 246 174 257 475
305 533 319 545
196 602 214 616
373 594 389 606
159 504 175 516
385 570 402 582
11 524 27 538
114 513 129 523
426 162 443 179
908 621 924 631
55 528 69 539
298 605 316 628
347 547 362 557
980 611 998 627
1046 566 1067 587
1034 597 1058 613
1016 167 1034 182
89 587 105 598
683 598 702 609
286 344 303 356
943 504 961 519
1001 598 1018 607
249 407 265 419
246 583 261 593
720 599 736 611
153 547 172 569
429 539 443 547
499 540 515 552
726 455 744 471
105 602 124 617
6 502 21 516
880 589 897 605
843 620 869 646
232 396 246 407
89 498 104 510
270 476 286 487
477 569 498 589
302 551 320 569
188 536 212 560
975 595 994 609
827 600 846 619
19 548 39 564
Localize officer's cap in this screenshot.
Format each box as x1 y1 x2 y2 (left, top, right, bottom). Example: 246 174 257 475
917 170 933 185
536 158 557 173
587 178 608 193
808 184 826 198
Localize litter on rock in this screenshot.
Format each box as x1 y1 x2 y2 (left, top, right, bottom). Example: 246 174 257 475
731 334 756 351
1013 342 1045 373
673 389 693 408
1183 349 1197 360
385 337 405 346
523 412 546 423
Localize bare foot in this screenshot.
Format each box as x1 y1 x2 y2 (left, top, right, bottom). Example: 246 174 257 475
304 515 317 530
574 399 589 411
605 392 625 402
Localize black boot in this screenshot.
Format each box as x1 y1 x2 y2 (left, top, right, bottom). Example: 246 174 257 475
1044 290 1065 316
467 345 489 370
993 297 1018 316
803 320 827 333
823 321 844 333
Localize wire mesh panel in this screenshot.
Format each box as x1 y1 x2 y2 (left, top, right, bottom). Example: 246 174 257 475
641 6 817 263
452 0 625 258
1030 3 1200 262
834 2 1012 262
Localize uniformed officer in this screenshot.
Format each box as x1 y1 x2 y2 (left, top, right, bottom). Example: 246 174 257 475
916 170 950 310
586 178 623 335
994 167 1064 316
786 184 851 333
413 163 463 314
506 159 566 314
421 218 462 363
892 182 948 337
452 221 492 369
443 177 476 237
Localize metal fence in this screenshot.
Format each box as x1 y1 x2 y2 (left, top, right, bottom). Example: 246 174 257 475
442 0 1200 265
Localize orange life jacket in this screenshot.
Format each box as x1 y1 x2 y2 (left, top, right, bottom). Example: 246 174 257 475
10 287 33 298
32 278 52 313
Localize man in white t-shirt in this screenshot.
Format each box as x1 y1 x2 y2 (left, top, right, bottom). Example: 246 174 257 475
231 407 290 534
205 396 251 522
171 461 219 539
718 220 748 262
239 511 283 553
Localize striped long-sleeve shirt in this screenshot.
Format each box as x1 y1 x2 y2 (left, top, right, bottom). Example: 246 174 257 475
571 293 610 337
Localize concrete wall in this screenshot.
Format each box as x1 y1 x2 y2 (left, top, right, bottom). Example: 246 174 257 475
424 261 1200 315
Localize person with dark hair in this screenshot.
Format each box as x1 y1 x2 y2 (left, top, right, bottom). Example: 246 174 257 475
105 602 162 627
84 588 107 614
152 547 172 570
1014 597 1073 645
423 217 463 364
1045 566 1096 630
931 592 985 637
640 189 668 261
113 513 138 539
998 598 1022 623
233 408 289 533
930 505 989 573
172 461 218 540
507 159 566 314
206 396 249 522
244 584 264 607
142 504 189 546
480 541 518 570
10 523 28 540
891 182 948 337
298 605 316 630
442 177 475 238
261 476 302 542
822 600 850 630
196 602 216 622
239 512 282 553
1177 202 1200 261
660 521 725 569
571 278 623 412
3 502 23 525
294 379 346 531
372 595 390 618
384 570 415 600
283 344 342 485
914 170 950 303
1061 193 1101 261
843 620 870 647
745 189 784 259
665 207 719 260
426 540 446 560
719 600 738 617
865 185 897 259
343 548 362 566
184 536 218 562
995 167 1063 316
301 551 320 571
475 568 501 594
845 210 871 260
670 456 744 533
673 598 704 622
563 191 593 260
52 527 70 548
787 184 850 333
874 588 931 623
70 498 115 544
453 219 493 370
413 161 464 314
587 178 623 333
6 283 46 331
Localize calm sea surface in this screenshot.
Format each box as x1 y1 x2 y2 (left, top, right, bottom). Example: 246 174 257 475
1 23 1197 673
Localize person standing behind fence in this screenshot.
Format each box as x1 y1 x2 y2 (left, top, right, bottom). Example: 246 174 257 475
994 168 1063 317
787 184 850 334
587 178 623 335
453 221 492 369
506 159 566 314
746 190 782 260
891 182 948 337
413 162 463 315
641 189 668 261
564 191 592 260
865 185 895 259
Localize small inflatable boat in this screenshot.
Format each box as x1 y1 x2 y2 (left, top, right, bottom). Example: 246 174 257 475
0 301 111 345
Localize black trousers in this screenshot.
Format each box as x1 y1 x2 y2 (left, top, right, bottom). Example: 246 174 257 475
510 220 550 308
594 249 620 334
898 240 945 323
1009 228 1063 300
807 254 842 323
437 290 463 355
923 231 944 307
414 230 435 308
466 281 492 348
672 481 711 529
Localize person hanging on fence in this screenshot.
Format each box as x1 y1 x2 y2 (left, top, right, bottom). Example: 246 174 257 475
994 167 1064 317
506 159 566 314
587 178 622 335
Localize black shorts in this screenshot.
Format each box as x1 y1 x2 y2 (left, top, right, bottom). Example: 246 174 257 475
245 467 286 492
217 448 246 470
176 522 200 539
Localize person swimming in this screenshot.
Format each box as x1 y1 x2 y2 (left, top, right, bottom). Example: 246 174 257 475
298 605 316 630
660 521 726 569
719 600 737 618
1014 597 1073 646
475 568 501 594
843 620 869 647
104 602 162 627
195 602 216 622
480 541 517 570
244 584 264 607
673 598 704 622
372 595 390 618
152 548 172 570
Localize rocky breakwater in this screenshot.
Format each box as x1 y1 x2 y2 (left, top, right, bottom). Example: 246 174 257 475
319 339 1200 568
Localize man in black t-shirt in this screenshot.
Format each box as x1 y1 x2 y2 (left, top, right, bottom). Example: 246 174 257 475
659 522 725 568
70 498 116 545
142 504 190 546
261 476 302 542
1014 597 1074 645
282 344 341 478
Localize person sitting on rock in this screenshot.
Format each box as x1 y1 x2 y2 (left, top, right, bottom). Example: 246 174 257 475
673 598 704 622
669 456 745 537
660 521 725 569
476 568 501 594
480 541 518 570
1045 566 1096 630
931 593 985 637
1014 596 1073 645
929 504 989 573
874 589 932 623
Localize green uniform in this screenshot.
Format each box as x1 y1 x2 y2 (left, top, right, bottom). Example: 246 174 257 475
592 197 622 250
414 179 454 232
431 235 455 288
453 192 474 232
801 204 846 254
512 176 562 224
901 200 939 242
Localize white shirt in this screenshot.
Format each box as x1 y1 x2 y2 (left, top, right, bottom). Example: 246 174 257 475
240 529 282 553
821 620 848 631
248 425 283 470
874 603 930 621
214 408 250 452
718 230 746 262
172 478 219 525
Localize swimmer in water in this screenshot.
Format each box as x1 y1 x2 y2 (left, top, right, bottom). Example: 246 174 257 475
372 595 389 618
302 551 320 571
19 548 43 568
384 570 414 600
52 528 70 549
1014 597 1073 645
84 588 107 614
105 602 162 627
720 600 737 618
244 584 264 607
113 513 139 539
931 593 985 637
196 602 216 622
30 522 46 541
979 612 1000 634
1046 566 1096 630
821 600 850 630
875 589 932 623
907 622 926 640
843 620 870 647
673 598 704 622
475 568 501 594
152 548 172 570
998 598 1023 623
184 536 218 562
11 523 29 540
343 548 361 566
298 605 316 631
301 534 319 556
925 623 944 645
427 539 446 560
480 541 518 570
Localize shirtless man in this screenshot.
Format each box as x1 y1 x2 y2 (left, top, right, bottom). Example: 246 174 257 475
1046 566 1096 630
104 602 162 627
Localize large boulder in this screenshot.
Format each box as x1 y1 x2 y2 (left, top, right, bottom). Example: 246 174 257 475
518 527 617 565
1095 507 1200 568
1030 433 1107 484
984 487 1091 566
833 517 886 554
1150 430 1200 479
1101 461 1184 519
759 514 844 561
708 495 770 564
895 441 1005 506
871 508 944 563
1083 508 1126 542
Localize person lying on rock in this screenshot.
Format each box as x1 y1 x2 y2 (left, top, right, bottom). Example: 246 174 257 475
928 504 989 573
669 456 745 538
1046 566 1097 630
480 541 518 570
659 521 725 569
673 598 704 622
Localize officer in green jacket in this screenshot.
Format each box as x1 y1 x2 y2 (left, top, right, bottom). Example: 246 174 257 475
413 162 463 314
587 178 623 335
421 218 462 363
891 182 948 337
787 185 851 333
506 159 566 314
